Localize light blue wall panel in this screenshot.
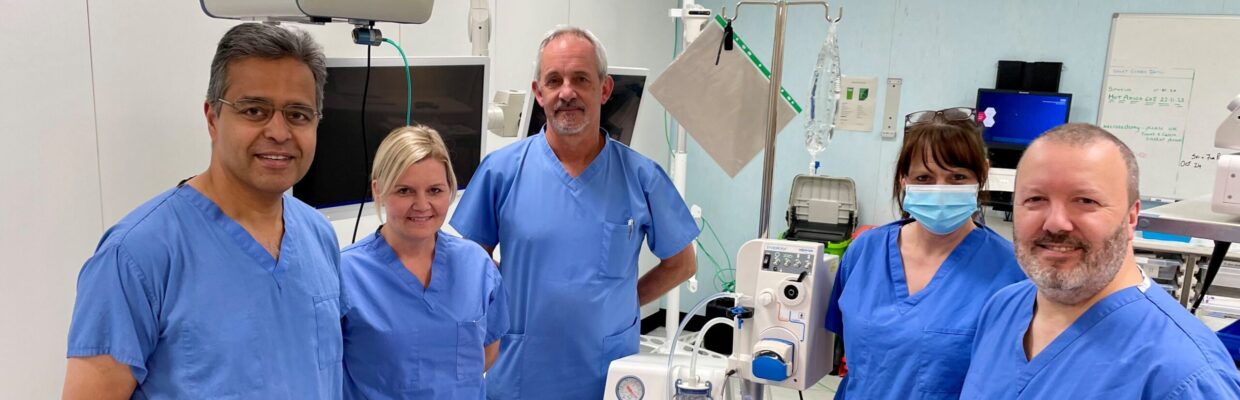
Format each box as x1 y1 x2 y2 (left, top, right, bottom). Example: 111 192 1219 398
679 0 1237 311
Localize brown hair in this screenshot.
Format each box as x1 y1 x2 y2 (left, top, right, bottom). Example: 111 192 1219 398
892 120 989 215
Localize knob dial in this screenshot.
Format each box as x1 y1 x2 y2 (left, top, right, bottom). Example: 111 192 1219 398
758 290 774 306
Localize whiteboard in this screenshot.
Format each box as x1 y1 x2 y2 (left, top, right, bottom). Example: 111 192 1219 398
1098 14 1240 199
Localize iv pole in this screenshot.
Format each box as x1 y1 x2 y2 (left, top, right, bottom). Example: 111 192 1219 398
732 0 841 240
663 0 713 355
727 1 840 398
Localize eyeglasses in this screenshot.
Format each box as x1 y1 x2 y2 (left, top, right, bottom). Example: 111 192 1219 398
216 98 321 127
905 107 978 127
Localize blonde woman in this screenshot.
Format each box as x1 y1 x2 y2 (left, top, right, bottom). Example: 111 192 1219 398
341 125 507 399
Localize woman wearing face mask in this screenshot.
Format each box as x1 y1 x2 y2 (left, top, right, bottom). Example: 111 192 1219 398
823 108 1026 399
341 126 508 399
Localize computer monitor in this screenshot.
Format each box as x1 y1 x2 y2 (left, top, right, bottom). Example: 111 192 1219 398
975 89 1072 150
293 56 489 213
519 66 649 145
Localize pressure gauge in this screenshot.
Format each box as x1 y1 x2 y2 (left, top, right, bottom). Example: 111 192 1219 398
615 375 645 400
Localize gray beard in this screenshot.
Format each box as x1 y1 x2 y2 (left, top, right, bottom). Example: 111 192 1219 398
1016 222 1129 306
549 107 586 136
551 121 585 136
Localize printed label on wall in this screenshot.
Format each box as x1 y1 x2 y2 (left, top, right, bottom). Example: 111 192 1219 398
835 76 878 131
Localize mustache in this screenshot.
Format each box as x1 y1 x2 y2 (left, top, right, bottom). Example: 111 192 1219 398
554 100 585 111
1029 231 1090 250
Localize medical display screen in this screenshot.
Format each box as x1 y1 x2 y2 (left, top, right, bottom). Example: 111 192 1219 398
525 73 646 145
294 64 485 209
975 89 1072 149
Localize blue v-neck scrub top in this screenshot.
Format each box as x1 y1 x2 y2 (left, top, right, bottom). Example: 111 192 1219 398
825 220 1027 399
961 279 1240 399
340 230 508 399
450 132 699 400
66 184 346 399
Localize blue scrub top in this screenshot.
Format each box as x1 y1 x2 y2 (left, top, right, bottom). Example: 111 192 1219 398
341 229 508 400
824 220 1026 399
450 132 699 400
961 280 1240 399
66 184 345 399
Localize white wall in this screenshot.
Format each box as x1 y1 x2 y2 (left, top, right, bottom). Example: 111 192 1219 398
0 0 676 397
91 1 232 225
0 2 103 398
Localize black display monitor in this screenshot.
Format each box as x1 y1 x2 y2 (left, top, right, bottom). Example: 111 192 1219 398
521 67 648 145
976 89 1072 150
293 57 488 211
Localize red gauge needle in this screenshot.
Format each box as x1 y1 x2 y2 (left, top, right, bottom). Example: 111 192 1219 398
627 387 636 396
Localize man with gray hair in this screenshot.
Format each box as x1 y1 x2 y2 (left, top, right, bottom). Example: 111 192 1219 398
961 123 1240 398
63 23 344 399
452 26 699 399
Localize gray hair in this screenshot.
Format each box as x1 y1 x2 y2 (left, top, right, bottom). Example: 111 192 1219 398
371 125 458 218
206 23 327 115
533 25 609 80
1026 123 1140 205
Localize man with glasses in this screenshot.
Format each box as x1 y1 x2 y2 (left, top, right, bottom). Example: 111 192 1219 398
62 23 345 399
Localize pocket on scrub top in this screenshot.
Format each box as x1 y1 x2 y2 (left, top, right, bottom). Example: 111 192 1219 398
599 318 641 378
313 294 344 370
456 319 486 381
916 327 975 395
600 221 641 279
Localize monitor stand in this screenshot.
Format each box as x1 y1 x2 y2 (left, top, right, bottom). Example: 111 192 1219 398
984 145 1024 219
987 146 1024 170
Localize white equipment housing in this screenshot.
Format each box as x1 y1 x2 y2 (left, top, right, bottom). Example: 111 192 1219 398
603 239 837 399
200 0 434 24
730 239 836 391
488 90 526 138
603 354 729 400
1212 154 1240 214
468 0 491 56
1213 94 1240 214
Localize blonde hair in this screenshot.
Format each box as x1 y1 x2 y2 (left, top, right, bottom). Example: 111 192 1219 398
370 125 457 217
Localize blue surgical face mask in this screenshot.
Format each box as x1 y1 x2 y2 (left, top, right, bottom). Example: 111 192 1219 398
902 184 979 235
